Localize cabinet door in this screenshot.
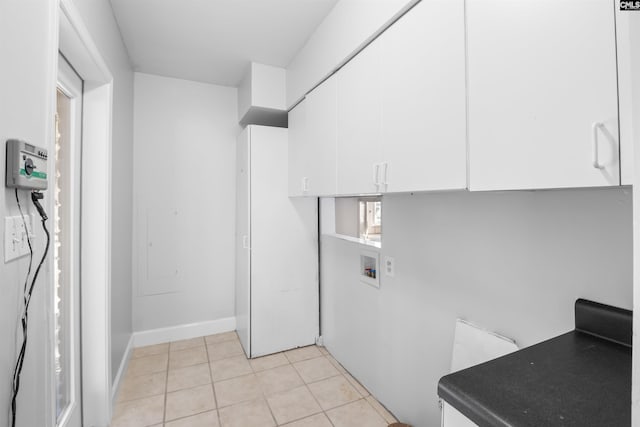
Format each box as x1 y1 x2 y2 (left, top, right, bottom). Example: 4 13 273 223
306 74 338 196
235 128 251 356
467 0 619 191
380 0 466 193
337 39 382 196
442 402 477 427
250 126 319 357
288 99 308 197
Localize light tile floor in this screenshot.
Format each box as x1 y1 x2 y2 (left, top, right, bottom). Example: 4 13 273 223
111 331 398 427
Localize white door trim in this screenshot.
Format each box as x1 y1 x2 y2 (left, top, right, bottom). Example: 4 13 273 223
58 1 114 426
55 55 84 427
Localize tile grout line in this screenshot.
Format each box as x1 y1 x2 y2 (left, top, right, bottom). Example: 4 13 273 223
135 337 388 426
165 337 215 424
203 338 223 427
163 346 170 425
250 348 282 426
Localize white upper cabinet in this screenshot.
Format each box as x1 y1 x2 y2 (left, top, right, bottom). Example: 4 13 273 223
336 38 383 196
467 0 620 191
288 99 308 197
379 0 466 193
306 73 338 196
289 74 337 197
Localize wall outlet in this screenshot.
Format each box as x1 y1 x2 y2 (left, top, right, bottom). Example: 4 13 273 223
384 256 395 277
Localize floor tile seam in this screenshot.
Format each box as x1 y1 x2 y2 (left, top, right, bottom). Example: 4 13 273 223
290 355 336 378
207 349 248 366
257 360 310 401
302 372 344 387
288 353 326 365
266 384 324 427
165 406 217 424
260 388 280 427
207 350 246 363
116 385 166 405
169 356 210 371
125 367 168 379
255 361 306 391
169 344 206 354
365 394 397 423
111 392 166 424
249 356 291 373
273 406 325 427
169 343 206 353
326 397 388 425
169 336 206 350
163 351 170 424
324 397 372 415
300 383 326 423
203 342 223 427
130 350 168 360
204 337 239 346
322 410 338 427
168 361 211 375
213 371 267 410
306 377 363 412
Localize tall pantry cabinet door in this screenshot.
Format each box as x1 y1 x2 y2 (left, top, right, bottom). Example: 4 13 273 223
306 74 338 196
380 0 466 193
336 39 383 196
249 126 319 357
235 127 251 357
288 99 308 197
467 0 619 191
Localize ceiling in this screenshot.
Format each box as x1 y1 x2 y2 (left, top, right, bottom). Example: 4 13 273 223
109 0 338 87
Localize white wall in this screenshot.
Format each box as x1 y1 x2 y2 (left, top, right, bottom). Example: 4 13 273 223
71 0 135 384
335 197 359 238
238 62 287 120
321 188 633 427
286 0 418 107
0 1 57 426
133 73 240 332
630 11 640 426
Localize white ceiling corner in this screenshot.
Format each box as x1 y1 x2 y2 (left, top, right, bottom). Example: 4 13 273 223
109 0 339 87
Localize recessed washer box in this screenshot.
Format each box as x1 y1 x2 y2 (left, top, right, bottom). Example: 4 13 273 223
360 251 379 288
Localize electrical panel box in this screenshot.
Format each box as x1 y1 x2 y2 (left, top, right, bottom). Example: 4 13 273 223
5 139 48 190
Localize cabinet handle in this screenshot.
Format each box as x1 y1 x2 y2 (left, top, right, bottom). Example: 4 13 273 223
373 163 380 189
242 235 250 249
592 122 605 169
382 162 389 189
302 177 309 193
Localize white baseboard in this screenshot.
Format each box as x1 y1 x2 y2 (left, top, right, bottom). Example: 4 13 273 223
132 317 237 348
111 335 134 404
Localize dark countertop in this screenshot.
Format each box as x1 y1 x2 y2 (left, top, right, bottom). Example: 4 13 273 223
437 300 632 427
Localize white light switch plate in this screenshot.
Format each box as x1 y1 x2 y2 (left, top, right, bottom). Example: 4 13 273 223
384 256 395 277
5 216 19 262
4 215 34 263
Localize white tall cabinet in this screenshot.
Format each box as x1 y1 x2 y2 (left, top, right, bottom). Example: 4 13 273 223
467 0 620 191
236 125 319 358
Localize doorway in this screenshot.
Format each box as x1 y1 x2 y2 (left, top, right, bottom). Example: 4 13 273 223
54 54 83 427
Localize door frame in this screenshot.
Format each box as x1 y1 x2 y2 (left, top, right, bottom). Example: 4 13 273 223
54 55 84 427
56 1 113 426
